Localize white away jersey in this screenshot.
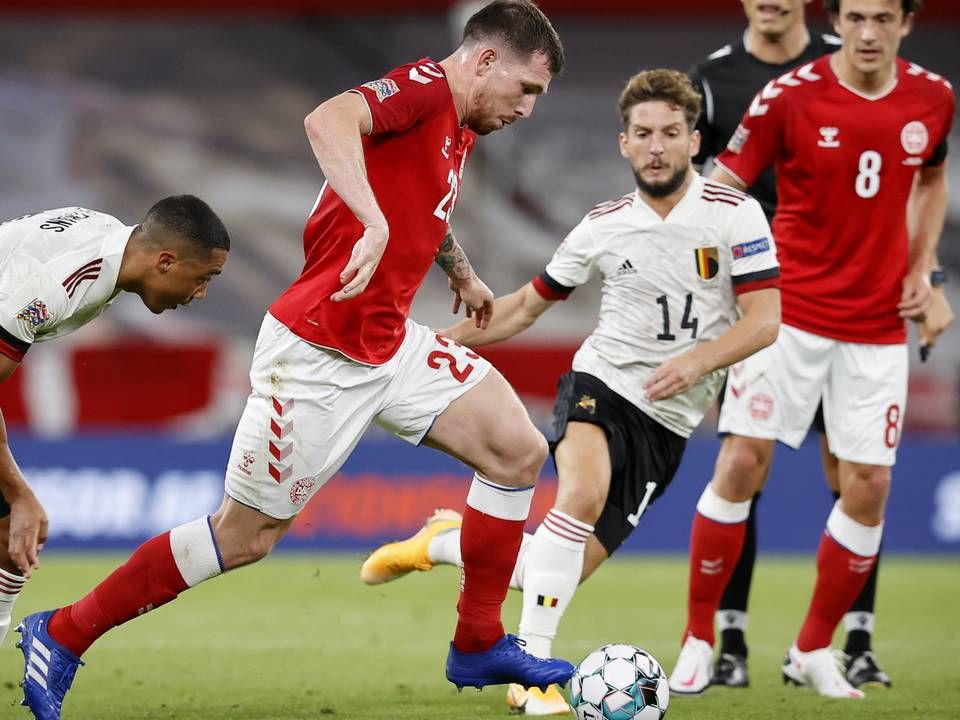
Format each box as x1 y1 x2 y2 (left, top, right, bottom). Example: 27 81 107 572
0 208 132 362
532 175 779 436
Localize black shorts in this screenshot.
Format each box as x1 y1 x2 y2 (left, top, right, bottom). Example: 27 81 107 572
551 371 686 556
0 492 9 519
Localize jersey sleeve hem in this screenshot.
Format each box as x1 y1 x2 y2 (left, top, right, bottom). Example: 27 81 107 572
713 158 749 190
344 89 375 135
733 267 780 295
0 326 28 362
533 272 574 301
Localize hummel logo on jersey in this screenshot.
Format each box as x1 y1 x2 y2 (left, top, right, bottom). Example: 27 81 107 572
441 136 452 159
818 127 840 148
616 259 637 276
700 558 723 575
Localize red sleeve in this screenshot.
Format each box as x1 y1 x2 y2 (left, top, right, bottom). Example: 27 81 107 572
715 79 787 189
349 59 450 136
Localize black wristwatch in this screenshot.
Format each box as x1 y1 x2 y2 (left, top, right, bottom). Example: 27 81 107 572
930 268 948 287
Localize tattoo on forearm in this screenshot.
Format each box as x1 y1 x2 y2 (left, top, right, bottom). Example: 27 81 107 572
436 230 474 281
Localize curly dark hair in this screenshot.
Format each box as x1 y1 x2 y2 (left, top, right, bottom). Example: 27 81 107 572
463 1 564 76
618 69 702 130
823 0 922 15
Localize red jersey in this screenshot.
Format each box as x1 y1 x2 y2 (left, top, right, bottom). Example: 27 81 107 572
270 59 476 364
716 55 954 344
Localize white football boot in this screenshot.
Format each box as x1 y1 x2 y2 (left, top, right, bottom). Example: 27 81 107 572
782 644 864 698
668 636 713 695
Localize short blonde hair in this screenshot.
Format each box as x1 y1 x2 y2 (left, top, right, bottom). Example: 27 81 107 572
618 69 702 130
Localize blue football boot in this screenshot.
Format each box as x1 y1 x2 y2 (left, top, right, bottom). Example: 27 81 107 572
16 610 84 720
446 634 575 692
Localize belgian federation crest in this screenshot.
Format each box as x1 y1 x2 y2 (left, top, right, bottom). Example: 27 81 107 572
694 247 719 280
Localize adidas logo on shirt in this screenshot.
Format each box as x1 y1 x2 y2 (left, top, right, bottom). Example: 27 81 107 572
616 259 637 275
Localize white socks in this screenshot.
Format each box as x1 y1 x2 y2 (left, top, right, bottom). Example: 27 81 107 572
169 516 224 587
428 526 464 567
844 611 876 635
716 609 748 632
518 509 594 658
0 567 27 645
429 528 533 591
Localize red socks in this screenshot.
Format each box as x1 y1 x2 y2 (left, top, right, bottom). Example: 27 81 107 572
797 532 876 651
49 532 188 656
684 511 747 646
453 475 534 653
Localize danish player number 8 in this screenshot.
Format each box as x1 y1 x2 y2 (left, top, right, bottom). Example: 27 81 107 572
855 150 882 199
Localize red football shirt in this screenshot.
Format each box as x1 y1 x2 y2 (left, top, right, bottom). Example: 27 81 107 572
716 55 954 344
270 59 476 364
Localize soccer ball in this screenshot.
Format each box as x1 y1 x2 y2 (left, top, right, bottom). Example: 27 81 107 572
569 644 670 720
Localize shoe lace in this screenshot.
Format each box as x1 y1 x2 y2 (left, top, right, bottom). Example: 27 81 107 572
505 636 554 665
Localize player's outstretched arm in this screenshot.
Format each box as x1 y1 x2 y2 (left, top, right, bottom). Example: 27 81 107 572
0 355 47 577
644 287 780 402
304 92 389 302
902 163 948 321
441 281 555 347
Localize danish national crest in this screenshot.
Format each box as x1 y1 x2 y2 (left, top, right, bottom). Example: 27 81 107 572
694 247 719 280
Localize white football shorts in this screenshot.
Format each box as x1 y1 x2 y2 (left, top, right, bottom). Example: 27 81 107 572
224 313 491 519
718 323 907 466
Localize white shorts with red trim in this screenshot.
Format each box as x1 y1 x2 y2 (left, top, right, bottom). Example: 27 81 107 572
718 323 907 466
224 313 491 519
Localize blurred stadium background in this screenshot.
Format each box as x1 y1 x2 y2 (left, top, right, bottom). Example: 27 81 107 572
0 0 958 556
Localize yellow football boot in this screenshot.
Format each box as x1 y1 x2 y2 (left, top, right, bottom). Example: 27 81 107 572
506 683 571 715
359 508 462 585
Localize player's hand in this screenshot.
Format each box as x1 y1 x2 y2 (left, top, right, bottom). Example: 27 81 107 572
7 489 47 577
449 275 494 329
643 354 706 402
331 224 389 302
917 286 954 360
898 269 932 320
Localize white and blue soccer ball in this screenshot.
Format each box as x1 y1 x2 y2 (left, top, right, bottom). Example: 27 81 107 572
569 644 670 720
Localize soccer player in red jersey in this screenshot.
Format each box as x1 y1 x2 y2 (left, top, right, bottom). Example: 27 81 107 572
17 3 573 719
669 0 953 699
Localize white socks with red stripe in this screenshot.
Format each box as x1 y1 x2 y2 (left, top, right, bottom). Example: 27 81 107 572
428 528 534 591
0 567 26 645
518 508 594 658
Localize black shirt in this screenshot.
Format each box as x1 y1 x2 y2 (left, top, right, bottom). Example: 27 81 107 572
689 33 840 220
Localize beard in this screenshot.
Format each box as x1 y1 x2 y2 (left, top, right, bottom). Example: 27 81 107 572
634 161 690 198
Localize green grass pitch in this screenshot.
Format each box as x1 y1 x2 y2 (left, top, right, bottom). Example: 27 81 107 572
1 554 958 719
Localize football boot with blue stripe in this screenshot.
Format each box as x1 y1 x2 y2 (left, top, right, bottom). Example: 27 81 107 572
16 610 84 720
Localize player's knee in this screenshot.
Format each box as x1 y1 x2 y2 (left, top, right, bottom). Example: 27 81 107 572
210 516 282 570
556 478 606 525
843 463 890 511
714 437 771 500
486 424 548 487
220 533 277 570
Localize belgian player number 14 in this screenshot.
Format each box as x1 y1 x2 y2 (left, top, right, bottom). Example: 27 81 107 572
656 293 699 341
